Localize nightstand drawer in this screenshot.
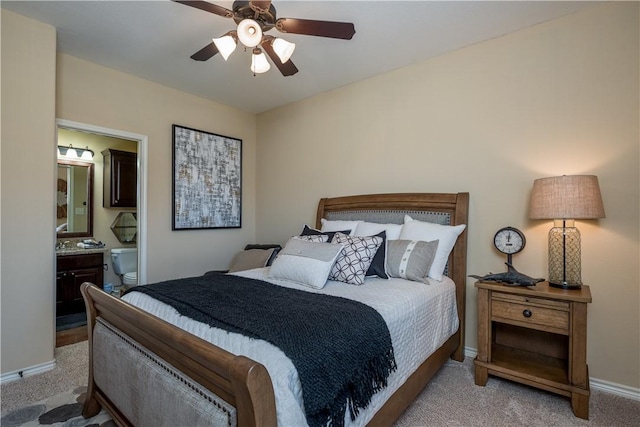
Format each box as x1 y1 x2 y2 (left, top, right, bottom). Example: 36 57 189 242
492 299 569 332
492 292 570 309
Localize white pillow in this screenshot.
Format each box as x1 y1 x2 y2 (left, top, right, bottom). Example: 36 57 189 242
354 221 403 240
267 238 343 289
399 215 466 281
320 218 361 235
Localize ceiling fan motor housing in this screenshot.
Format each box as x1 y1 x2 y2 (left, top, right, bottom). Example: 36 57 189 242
232 1 277 32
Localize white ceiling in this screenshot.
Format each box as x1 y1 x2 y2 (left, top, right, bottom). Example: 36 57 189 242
2 1 598 113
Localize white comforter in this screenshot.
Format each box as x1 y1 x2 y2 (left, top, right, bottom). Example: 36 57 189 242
122 268 459 427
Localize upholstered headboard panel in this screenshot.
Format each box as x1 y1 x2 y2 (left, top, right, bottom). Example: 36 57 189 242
325 209 451 226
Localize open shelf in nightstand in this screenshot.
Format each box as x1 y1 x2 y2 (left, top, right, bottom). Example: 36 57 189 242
491 343 569 387
491 321 570 386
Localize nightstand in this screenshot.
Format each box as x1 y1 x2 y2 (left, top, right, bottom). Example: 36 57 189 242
474 281 592 419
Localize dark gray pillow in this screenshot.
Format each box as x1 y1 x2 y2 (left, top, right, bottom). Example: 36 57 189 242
364 231 388 279
300 225 351 242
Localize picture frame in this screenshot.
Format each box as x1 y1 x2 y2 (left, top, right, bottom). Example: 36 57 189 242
172 124 242 230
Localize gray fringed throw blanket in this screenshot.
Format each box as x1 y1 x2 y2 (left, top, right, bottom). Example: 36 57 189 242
126 273 396 427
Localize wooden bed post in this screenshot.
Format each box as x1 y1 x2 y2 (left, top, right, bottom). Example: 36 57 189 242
451 192 469 362
80 282 102 418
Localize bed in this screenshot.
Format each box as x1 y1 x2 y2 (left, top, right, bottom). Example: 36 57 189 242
80 192 469 427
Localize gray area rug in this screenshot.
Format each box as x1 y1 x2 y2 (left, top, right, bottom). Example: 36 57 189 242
0 386 113 427
2 342 638 426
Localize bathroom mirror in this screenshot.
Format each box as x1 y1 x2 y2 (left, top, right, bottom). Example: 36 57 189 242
57 159 94 238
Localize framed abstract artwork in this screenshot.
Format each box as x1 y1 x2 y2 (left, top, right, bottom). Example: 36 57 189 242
172 124 242 230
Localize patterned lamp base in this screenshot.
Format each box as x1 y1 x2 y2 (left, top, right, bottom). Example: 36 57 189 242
548 223 582 289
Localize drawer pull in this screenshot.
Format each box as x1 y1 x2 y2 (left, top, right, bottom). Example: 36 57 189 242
523 309 532 318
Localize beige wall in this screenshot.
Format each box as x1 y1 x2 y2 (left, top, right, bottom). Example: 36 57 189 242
56 53 258 284
256 2 639 388
1 11 57 373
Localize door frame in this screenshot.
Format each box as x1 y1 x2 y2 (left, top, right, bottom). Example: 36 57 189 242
56 119 148 286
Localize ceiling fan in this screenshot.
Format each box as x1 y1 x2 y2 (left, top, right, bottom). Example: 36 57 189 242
173 0 356 76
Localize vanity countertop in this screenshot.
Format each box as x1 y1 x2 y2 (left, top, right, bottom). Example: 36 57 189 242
56 238 108 256
56 247 108 256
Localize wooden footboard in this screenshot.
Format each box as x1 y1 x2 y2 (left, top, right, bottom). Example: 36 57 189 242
81 282 277 427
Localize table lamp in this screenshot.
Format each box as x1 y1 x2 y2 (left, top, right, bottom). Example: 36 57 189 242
529 175 605 289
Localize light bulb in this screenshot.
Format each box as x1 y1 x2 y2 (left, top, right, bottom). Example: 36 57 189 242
272 38 295 63
237 19 263 48
251 49 271 74
80 147 94 160
213 33 237 60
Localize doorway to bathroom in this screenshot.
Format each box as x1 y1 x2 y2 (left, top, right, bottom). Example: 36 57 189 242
54 119 147 346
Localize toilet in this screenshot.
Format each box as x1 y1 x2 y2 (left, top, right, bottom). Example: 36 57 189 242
111 247 138 288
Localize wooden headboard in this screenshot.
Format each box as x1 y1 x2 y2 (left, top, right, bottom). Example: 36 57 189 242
316 192 469 361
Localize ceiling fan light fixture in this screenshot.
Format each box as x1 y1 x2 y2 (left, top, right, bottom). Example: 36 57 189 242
251 48 271 74
272 38 295 63
213 32 237 61
237 19 263 47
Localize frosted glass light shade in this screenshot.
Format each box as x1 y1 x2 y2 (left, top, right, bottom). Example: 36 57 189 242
272 38 295 63
80 148 95 160
237 19 262 47
213 34 237 60
251 50 270 73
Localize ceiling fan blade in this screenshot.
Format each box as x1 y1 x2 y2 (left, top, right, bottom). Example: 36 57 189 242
275 18 355 40
190 42 219 61
172 1 234 18
261 39 298 76
250 1 272 13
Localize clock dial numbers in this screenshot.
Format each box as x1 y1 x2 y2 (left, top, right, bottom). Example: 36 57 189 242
493 227 526 255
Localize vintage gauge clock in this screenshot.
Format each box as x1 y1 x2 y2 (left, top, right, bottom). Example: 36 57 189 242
470 226 543 287
493 226 526 262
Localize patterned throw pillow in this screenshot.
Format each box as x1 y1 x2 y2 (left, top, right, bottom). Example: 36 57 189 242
386 239 439 283
329 232 383 285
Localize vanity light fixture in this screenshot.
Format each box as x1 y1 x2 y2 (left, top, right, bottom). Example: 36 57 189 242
57 144 95 160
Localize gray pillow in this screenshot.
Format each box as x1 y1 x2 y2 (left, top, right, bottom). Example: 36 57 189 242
386 239 439 283
228 248 277 273
267 238 344 289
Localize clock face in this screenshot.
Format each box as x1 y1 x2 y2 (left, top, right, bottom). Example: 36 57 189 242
493 227 526 255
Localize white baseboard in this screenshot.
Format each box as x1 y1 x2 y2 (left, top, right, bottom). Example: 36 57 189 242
462 347 639 401
0 359 56 385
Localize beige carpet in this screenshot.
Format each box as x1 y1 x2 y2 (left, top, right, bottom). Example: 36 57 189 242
2 341 638 426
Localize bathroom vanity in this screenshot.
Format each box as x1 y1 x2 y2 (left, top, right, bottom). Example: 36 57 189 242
56 251 104 316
